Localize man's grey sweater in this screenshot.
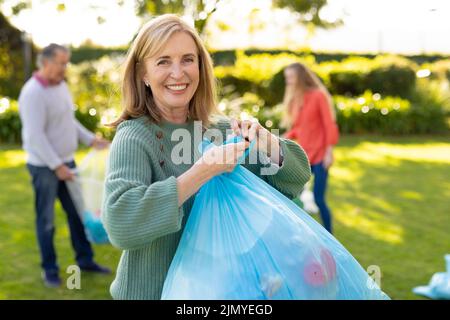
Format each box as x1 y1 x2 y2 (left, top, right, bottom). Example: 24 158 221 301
18 76 95 170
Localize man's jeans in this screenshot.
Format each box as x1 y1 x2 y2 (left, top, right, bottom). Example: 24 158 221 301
26 161 94 272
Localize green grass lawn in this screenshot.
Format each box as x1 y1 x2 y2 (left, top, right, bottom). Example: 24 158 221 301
0 135 449 300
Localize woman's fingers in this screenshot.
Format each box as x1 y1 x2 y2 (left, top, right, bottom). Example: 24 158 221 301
240 120 253 141
230 118 263 143
222 141 247 166
225 141 247 159
201 140 251 175
248 121 260 142
230 118 241 137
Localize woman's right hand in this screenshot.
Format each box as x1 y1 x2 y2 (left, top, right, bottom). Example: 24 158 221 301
177 140 250 207
197 140 250 177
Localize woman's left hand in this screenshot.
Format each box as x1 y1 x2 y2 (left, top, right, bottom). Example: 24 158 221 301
230 118 281 162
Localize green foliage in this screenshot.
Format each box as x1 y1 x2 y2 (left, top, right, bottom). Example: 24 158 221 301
425 59 450 82
216 51 312 84
0 97 21 144
317 55 417 98
0 11 37 99
335 89 448 135
335 92 412 134
67 56 122 114
1 49 448 143
210 50 447 68
265 69 288 107
217 88 449 135
215 51 315 106
135 0 221 34
0 95 112 144
408 79 450 134
219 92 285 132
69 46 127 64
272 0 342 29
367 56 417 98
74 109 99 133
67 56 122 140
215 53 419 105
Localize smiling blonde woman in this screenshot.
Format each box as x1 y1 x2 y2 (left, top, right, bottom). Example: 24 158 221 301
102 14 312 300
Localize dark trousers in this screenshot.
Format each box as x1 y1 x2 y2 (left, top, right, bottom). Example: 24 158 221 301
311 162 333 234
26 161 94 272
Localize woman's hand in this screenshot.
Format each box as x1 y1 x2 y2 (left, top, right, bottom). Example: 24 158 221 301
230 118 282 164
323 146 334 169
199 140 250 176
176 140 249 206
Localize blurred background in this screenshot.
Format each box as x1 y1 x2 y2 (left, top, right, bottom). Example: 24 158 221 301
0 0 449 300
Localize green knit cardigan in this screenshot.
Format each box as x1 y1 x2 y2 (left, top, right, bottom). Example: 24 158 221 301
102 116 311 299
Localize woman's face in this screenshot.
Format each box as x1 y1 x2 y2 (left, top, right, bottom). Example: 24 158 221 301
284 68 298 88
143 32 200 113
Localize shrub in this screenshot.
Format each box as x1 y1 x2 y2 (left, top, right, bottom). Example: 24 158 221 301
218 89 448 136
0 97 21 144
366 56 417 98
218 93 285 133
216 53 418 105
425 59 450 82
317 56 417 98
335 89 448 135
215 51 315 105
0 96 110 144
334 91 412 134
408 79 450 134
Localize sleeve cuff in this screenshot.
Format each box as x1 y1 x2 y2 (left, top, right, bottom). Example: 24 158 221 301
48 159 64 171
266 138 310 181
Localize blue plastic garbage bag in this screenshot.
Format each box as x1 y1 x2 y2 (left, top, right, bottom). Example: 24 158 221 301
66 149 110 244
162 137 390 300
413 254 450 299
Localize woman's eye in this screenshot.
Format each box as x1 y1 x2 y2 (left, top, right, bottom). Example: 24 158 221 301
157 60 169 66
184 58 194 63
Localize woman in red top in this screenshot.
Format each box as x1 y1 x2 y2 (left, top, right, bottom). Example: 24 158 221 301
283 63 339 233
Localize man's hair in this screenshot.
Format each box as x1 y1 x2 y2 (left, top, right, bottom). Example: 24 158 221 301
36 43 70 68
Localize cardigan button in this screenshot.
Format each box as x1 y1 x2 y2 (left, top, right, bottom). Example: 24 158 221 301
159 160 165 167
156 131 163 139
160 144 164 152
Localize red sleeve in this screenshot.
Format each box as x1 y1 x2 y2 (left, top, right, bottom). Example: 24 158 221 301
284 128 297 139
315 91 339 146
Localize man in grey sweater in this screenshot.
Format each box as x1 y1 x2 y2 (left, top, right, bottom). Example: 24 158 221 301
19 43 111 288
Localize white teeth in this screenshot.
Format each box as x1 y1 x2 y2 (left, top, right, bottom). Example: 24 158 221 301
166 84 188 91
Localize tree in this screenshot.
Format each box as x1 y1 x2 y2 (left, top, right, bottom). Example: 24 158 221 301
0 0 31 15
0 10 36 98
135 0 341 35
272 0 342 29
135 0 221 35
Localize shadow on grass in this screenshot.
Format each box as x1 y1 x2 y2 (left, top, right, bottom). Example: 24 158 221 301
0 137 449 299
329 149 449 300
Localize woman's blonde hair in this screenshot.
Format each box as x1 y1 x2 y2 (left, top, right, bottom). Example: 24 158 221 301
282 62 336 128
110 14 218 127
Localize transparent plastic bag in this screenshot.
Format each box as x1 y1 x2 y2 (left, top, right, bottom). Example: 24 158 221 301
162 137 390 300
66 148 109 244
300 181 319 215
